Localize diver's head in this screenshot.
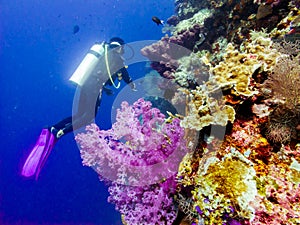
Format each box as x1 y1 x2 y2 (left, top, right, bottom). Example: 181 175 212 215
109 37 125 54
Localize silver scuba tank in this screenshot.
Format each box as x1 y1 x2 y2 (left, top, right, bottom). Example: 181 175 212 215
69 43 105 86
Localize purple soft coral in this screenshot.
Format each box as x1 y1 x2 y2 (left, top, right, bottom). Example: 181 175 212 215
76 98 187 186
75 98 187 224
108 176 177 225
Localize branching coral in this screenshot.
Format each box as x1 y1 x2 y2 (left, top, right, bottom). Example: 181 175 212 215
76 98 187 186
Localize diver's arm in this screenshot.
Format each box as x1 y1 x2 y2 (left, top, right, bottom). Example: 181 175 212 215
120 67 132 84
102 84 114 95
120 67 136 90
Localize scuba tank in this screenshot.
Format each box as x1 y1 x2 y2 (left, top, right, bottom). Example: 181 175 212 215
69 43 105 86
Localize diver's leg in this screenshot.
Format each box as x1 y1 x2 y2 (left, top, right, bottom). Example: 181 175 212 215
50 89 99 138
70 84 100 130
49 116 73 138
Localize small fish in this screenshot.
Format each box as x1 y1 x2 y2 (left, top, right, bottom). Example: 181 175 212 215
152 16 164 26
73 25 80 34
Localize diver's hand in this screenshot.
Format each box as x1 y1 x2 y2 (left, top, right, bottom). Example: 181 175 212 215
130 82 137 91
103 86 114 96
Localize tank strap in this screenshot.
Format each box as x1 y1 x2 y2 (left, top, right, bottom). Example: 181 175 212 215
88 49 102 58
104 44 121 89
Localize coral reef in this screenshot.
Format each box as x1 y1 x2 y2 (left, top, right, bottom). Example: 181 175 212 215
140 1 299 223
76 1 300 224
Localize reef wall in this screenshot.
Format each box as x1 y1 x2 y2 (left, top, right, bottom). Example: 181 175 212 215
141 0 300 224
77 0 300 224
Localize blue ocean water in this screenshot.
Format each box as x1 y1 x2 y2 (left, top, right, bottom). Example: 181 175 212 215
0 1 174 224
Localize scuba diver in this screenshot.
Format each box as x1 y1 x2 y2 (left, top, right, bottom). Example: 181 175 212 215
21 37 136 179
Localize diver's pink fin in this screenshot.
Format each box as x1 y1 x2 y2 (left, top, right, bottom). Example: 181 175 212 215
21 128 57 179
34 131 57 179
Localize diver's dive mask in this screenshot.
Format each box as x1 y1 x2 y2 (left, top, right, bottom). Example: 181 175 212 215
109 41 125 54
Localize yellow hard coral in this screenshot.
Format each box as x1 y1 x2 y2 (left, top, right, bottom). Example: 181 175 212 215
205 158 248 198
180 86 235 131
177 152 195 187
192 150 257 223
206 35 281 97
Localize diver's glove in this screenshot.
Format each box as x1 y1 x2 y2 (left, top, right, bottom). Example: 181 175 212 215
130 82 137 91
103 86 114 96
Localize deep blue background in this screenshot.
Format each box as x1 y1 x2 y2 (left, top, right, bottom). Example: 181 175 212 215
0 1 174 224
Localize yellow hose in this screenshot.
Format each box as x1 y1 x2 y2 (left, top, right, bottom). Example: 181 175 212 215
105 44 121 89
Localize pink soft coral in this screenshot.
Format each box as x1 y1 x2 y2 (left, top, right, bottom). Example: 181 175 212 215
76 98 186 185
75 98 187 224
108 177 177 225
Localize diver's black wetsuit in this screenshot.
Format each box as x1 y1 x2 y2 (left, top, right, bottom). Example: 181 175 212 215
50 43 133 138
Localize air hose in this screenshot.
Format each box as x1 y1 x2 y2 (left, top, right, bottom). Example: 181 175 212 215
104 44 121 89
